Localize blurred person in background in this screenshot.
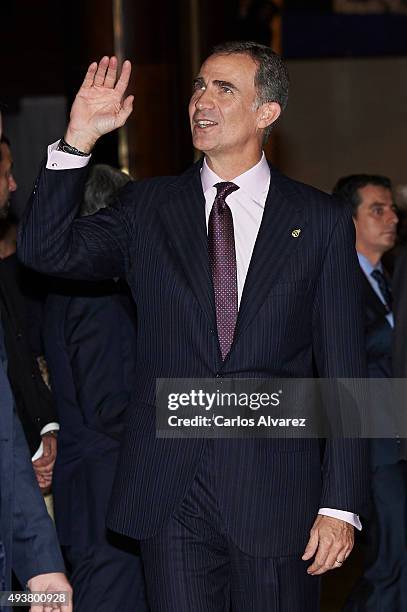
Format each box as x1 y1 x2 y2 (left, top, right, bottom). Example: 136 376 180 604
0 109 72 612
0 134 58 492
333 174 407 611
42 164 148 612
392 238 407 508
393 246 407 377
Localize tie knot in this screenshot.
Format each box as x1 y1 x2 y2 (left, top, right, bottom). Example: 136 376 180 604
215 181 239 203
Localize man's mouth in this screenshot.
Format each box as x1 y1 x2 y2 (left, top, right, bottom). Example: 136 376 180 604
194 119 218 129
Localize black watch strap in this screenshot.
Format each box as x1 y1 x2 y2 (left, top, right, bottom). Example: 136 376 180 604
57 137 89 157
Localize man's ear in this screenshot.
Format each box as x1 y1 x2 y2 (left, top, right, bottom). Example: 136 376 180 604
257 102 281 130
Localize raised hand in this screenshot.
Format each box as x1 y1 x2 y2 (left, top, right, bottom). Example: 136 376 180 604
65 56 134 153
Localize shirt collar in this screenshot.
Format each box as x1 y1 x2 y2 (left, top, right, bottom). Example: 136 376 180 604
200 153 270 205
357 252 383 277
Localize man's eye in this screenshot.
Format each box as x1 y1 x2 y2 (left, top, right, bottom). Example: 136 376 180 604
221 86 233 94
193 82 205 91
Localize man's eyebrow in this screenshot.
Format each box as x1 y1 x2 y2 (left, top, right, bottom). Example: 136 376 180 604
192 77 238 91
368 201 385 207
214 80 238 91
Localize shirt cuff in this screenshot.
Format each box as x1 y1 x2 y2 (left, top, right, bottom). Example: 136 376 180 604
31 423 60 461
46 140 91 170
318 508 362 531
40 422 60 436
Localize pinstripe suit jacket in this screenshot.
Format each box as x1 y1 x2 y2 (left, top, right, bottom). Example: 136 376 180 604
18 159 369 557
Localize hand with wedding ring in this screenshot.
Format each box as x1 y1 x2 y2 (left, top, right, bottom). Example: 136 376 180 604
302 515 354 575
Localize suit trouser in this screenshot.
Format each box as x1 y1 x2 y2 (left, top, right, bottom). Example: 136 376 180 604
343 460 407 611
140 442 320 612
62 530 148 612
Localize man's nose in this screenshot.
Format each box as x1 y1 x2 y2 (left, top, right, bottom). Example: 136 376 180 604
195 88 214 110
8 174 17 192
387 208 398 225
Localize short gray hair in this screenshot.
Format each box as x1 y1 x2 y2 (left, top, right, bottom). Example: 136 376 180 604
212 41 289 141
80 164 131 217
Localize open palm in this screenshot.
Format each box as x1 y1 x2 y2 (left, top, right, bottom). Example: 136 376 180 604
66 56 133 152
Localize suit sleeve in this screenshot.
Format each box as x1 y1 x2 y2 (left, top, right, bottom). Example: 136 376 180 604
17 163 134 281
11 411 65 586
312 205 370 515
392 245 407 377
64 297 135 439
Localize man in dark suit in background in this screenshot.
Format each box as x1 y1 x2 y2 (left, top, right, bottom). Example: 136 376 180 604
0 324 72 610
393 245 407 378
0 135 58 492
18 43 369 611
333 174 407 610
42 164 148 611
0 109 72 612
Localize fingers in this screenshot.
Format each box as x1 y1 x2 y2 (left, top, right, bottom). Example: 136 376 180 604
306 536 332 574
33 455 54 469
81 56 130 93
81 62 97 88
117 95 134 126
308 545 341 575
94 56 110 86
115 59 132 96
104 56 118 88
36 472 52 490
323 544 352 573
307 539 353 575
302 528 319 561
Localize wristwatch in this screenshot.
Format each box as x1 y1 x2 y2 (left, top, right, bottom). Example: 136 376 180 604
57 137 89 157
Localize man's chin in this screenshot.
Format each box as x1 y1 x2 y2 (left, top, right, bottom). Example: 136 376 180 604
191 131 218 154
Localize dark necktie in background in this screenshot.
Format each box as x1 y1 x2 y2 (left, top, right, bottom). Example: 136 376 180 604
208 181 239 360
371 268 392 312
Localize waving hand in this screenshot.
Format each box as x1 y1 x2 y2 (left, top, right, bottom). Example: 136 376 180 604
65 56 133 153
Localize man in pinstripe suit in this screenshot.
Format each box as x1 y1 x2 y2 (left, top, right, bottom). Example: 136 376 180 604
18 42 369 611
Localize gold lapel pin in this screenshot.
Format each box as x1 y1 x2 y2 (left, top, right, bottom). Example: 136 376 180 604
291 229 301 238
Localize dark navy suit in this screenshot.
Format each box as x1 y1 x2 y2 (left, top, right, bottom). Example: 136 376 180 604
0 317 64 598
18 160 369 610
42 279 147 611
344 270 407 611
393 246 407 379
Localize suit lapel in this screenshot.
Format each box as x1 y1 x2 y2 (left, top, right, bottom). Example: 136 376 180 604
159 162 308 351
158 162 216 330
233 168 308 344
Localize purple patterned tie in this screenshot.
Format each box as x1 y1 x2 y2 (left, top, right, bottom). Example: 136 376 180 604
208 181 240 360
